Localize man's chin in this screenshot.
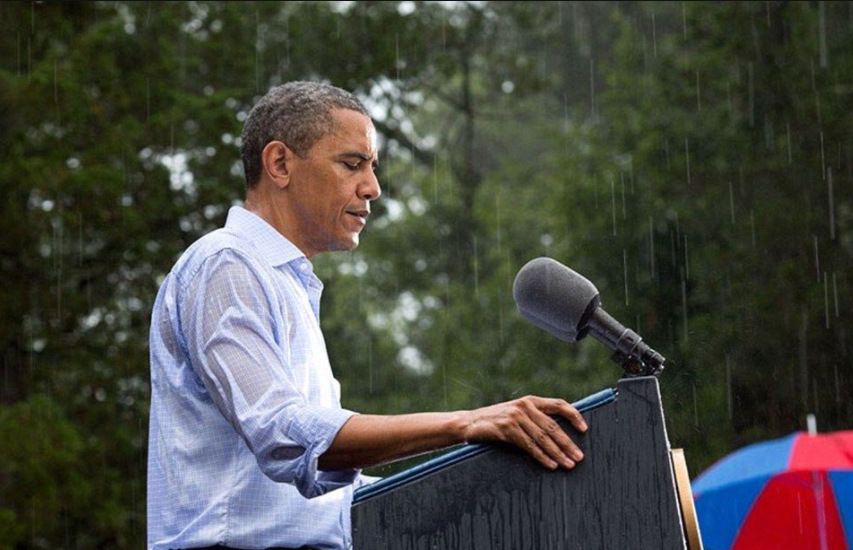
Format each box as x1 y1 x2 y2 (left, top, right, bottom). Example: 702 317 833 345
331 235 359 253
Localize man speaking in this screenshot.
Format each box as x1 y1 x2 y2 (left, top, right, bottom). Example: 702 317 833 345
147 81 588 550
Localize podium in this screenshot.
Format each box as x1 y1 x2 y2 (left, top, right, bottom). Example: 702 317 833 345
351 376 701 550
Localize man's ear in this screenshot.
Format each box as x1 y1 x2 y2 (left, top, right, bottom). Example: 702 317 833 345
261 141 296 189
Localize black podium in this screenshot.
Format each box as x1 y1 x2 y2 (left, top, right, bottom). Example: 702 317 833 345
351 377 700 550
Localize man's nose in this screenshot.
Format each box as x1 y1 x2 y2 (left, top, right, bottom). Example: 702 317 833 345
359 170 381 201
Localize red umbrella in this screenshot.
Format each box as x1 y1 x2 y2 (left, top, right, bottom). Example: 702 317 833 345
691 430 853 550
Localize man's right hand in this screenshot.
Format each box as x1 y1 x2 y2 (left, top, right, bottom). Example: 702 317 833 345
462 396 588 470
319 396 588 472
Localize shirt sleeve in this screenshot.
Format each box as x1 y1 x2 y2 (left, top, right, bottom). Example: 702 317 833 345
178 248 358 499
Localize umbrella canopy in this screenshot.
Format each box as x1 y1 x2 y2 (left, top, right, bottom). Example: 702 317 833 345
692 430 853 550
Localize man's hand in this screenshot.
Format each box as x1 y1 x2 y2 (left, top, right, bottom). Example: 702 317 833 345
319 397 588 472
462 396 588 470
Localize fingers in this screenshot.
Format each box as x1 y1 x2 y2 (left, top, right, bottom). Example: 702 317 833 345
517 414 577 470
530 398 586 466
530 396 588 434
463 396 589 471
497 397 585 471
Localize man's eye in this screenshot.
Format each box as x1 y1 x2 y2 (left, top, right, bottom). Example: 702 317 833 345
344 162 359 171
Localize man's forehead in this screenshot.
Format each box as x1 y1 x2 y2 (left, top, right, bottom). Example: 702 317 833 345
365 123 377 154
330 109 378 156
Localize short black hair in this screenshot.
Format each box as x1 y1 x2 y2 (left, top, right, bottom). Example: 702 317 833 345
241 81 370 188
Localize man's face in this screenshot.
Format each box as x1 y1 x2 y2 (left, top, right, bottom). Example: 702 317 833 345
286 109 381 257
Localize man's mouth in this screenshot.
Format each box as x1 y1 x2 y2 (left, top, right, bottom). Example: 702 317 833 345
346 210 370 220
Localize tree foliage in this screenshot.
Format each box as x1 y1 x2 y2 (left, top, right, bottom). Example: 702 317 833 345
1 2 851 547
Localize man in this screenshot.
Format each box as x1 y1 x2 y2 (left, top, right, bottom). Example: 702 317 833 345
148 82 588 550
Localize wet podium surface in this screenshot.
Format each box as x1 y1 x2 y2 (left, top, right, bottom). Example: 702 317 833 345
351 377 687 550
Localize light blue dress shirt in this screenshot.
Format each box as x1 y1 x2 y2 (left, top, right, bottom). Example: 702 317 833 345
148 206 362 550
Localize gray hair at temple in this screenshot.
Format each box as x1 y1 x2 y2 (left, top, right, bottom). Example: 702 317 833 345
240 81 370 189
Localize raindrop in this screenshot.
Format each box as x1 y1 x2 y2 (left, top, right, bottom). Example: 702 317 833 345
750 210 756 249
728 180 736 225
540 233 553 254
684 234 690 281
764 116 775 150
78 211 83 266
590 59 596 119
593 173 599 209
824 272 830 329
815 90 823 129
726 354 733 421
432 153 439 203
685 138 691 186
726 82 732 117
798 308 809 408
820 131 826 180
819 1 828 68
748 62 755 127
53 216 63 321
695 71 701 113
442 349 447 410
651 11 658 58
692 382 699 428
832 272 839 317
610 178 617 236
365 332 373 394
255 8 261 93
473 235 479 301
834 363 841 405
682 2 688 40
441 10 446 50
827 167 835 239
786 121 793 164
285 13 291 68
623 249 629 306
813 235 820 283
628 157 634 193
395 32 401 83
670 228 677 268
495 194 501 252
681 267 688 344
572 2 579 37
648 216 655 279
620 173 626 220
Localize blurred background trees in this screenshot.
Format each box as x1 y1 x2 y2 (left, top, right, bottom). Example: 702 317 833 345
1 2 851 548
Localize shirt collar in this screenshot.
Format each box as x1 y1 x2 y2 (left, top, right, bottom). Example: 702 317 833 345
225 206 305 268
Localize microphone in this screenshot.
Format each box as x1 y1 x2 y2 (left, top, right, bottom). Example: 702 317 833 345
512 257 665 377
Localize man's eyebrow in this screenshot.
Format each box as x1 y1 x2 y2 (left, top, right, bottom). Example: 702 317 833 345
338 151 379 166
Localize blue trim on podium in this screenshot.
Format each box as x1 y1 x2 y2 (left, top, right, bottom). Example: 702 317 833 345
353 387 618 503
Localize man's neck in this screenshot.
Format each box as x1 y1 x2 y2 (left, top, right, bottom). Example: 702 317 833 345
244 186 313 258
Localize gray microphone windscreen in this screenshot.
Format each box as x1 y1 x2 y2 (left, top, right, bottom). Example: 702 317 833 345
512 257 600 342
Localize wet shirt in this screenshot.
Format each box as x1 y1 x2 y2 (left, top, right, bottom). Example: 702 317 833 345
148 206 359 550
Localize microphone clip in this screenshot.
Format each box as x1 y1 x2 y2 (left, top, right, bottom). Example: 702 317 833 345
610 350 665 377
